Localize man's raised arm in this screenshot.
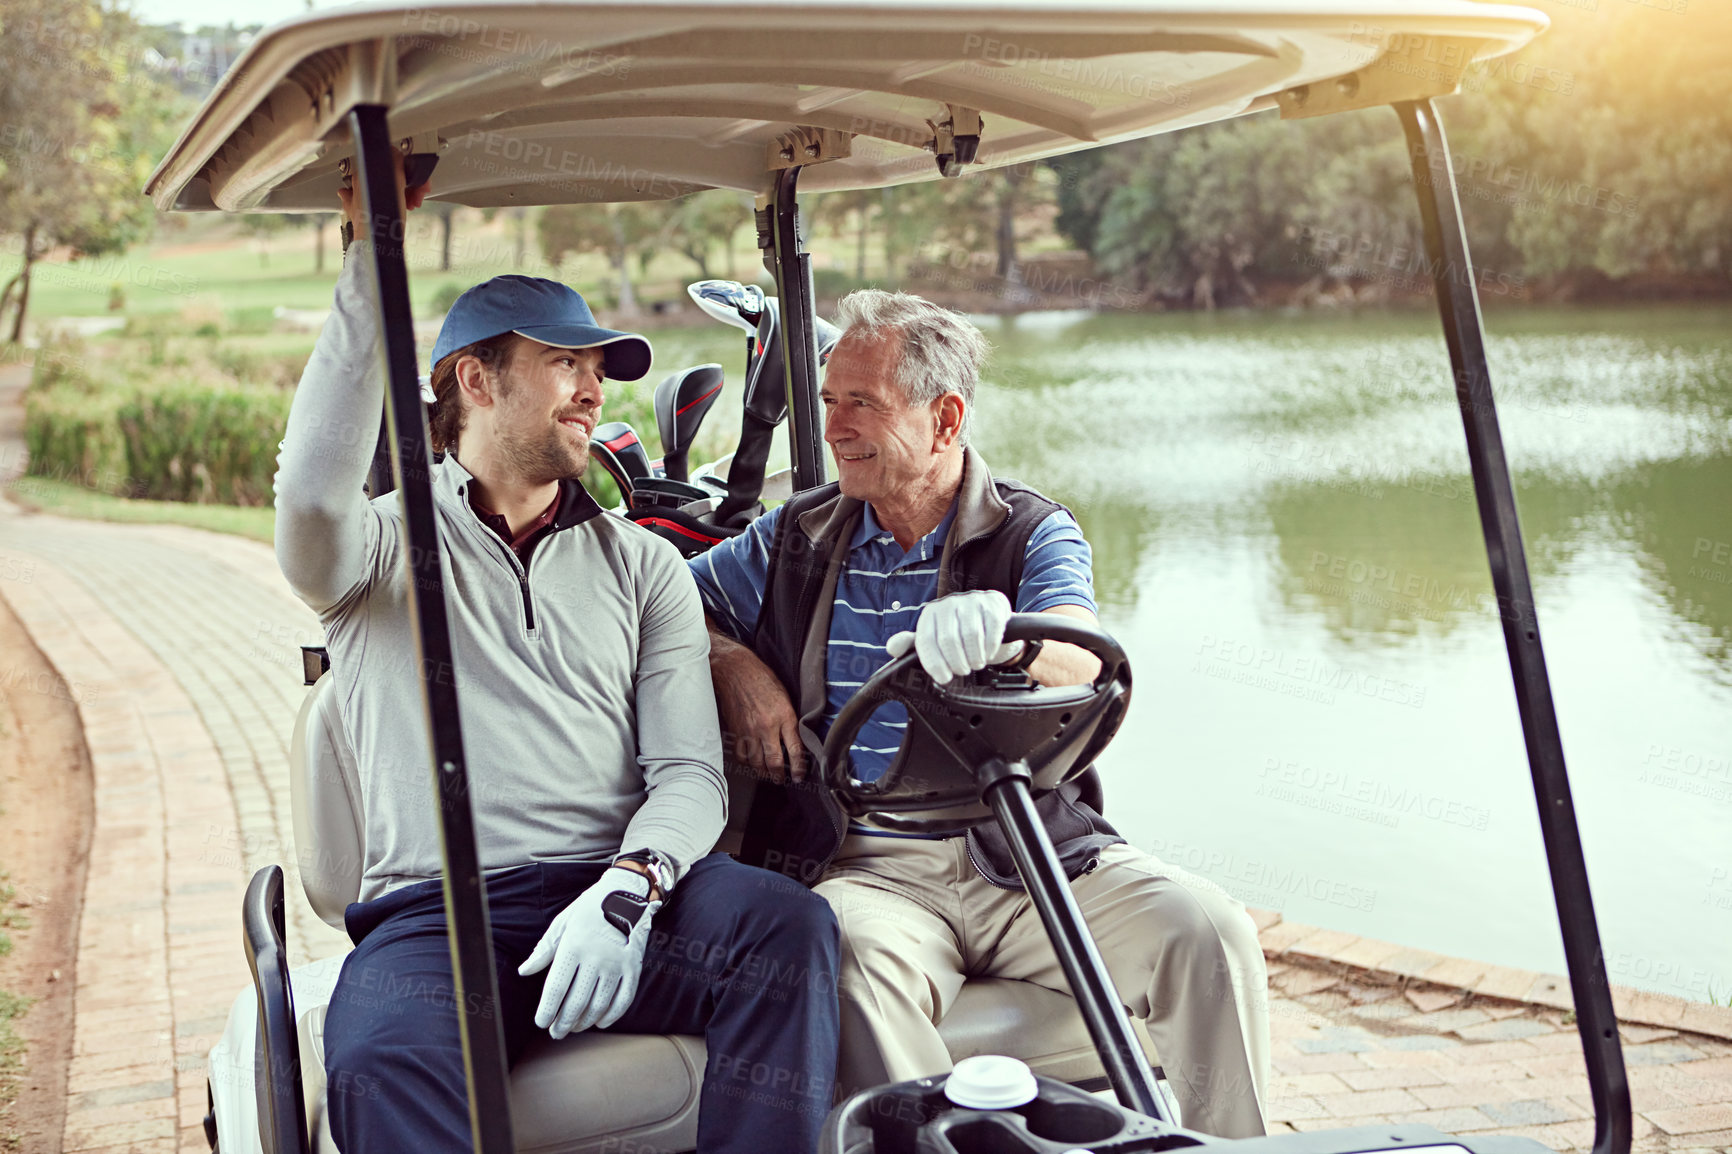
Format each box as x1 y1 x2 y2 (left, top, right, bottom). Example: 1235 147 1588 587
274 167 425 613
272 238 386 613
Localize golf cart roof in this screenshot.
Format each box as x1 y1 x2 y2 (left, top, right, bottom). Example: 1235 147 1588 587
145 0 1547 214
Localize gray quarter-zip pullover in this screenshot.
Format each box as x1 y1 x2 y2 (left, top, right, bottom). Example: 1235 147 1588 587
273 244 725 902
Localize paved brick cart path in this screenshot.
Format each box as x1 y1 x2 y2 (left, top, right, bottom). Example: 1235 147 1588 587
1 370 1726 1153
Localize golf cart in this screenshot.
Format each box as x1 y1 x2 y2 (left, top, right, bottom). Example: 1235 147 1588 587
143 3 1631 1154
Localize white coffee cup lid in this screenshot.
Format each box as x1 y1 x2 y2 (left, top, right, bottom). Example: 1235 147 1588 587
944 1055 1038 1110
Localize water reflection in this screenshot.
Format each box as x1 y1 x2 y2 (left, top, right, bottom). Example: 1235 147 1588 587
971 303 1732 997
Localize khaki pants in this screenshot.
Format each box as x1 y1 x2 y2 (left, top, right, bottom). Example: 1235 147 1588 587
815 836 1270 1138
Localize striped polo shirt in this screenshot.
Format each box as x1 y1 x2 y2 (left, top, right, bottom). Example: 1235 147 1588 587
690 497 1097 817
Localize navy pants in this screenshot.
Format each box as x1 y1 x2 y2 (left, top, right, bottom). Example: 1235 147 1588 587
323 855 840 1154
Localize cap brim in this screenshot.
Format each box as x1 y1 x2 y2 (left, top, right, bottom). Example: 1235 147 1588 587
512 326 653 382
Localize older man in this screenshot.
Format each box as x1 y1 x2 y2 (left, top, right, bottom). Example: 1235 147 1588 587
690 289 1269 1137
273 160 838 1154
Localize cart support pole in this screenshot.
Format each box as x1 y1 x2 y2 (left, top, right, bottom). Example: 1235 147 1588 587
980 759 1168 1122
765 166 828 492
1395 98 1630 1154
350 103 516 1154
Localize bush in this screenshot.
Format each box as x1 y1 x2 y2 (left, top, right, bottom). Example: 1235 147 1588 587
116 388 293 504
208 344 305 390
29 336 94 394
27 380 292 506
25 388 129 493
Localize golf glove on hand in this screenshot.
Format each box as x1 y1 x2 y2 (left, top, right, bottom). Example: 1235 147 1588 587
520 866 661 1039
886 590 1023 685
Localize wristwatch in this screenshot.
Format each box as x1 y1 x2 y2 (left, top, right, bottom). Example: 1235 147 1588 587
1005 637 1044 672
612 848 669 903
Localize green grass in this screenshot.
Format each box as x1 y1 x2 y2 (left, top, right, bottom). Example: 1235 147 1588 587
4 209 768 323
9 477 275 543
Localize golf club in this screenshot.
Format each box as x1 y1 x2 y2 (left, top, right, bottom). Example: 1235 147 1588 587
654 364 725 482
589 421 652 499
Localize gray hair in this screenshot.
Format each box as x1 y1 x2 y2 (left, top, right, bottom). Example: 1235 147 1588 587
832 289 991 446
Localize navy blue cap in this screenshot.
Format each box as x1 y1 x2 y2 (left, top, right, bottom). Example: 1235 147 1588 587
431 275 653 381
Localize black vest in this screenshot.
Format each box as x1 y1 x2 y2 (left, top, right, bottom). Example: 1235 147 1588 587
735 471 1122 889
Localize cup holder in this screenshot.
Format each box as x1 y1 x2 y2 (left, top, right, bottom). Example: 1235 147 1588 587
941 1117 1044 1154
821 1071 1190 1154
1021 1098 1124 1144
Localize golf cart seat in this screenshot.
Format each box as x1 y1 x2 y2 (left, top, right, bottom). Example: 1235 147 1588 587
217 666 1159 1153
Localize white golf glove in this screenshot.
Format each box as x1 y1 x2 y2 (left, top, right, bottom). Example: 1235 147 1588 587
886 590 1023 685
519 867 661 1038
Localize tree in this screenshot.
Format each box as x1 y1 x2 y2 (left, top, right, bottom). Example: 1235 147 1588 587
430 201 458 271
0 0 181 341
308 211 336 274
537 201 662 315
662 190 749 280
239 213 288 267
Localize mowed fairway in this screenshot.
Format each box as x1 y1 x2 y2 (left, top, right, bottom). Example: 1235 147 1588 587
7 210 759 323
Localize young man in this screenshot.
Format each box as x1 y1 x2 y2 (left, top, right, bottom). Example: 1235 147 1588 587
690 290 1270 1138
273 160 838 1154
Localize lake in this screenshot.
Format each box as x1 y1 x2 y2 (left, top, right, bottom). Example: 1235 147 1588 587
645 302 1732 1003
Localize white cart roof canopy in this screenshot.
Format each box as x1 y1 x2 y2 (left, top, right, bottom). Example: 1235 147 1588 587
145 0 1547 213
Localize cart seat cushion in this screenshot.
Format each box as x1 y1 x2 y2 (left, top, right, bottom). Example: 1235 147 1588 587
290 676 366 928
510 1033 706 1154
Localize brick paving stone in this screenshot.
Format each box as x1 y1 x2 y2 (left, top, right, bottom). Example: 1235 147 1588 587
1289 1116 1391 1132
1317 1088 1428 1117
1381 950 1449 980
1457 1039 1547 1063
1491 1118 1598 1152
1524 974 1575 1011
1275 1051 1375 1075
1626 1041 1708 1066
1287 928 1361 963
1379 1035 1463 1053
1525 1029 1589 1054
1270 1073 1355 1096
1645 1104 1732 1136
1412 1081 1532 1110
1457 1017 1558 1042
1268 1096 1331 1122
1334 938 1408 971
1480 1001 1532 1021
1416 951 1491 986
1386 1106 1501 1132
1405 987 1462 1014
1478 1098 1586 1126
1678 1002 1732 1042
1274 968 1341 997
1338 1067 1448 1092
1415 1008 1491 1033
1615 989 1689 1028
61 1114 178 1151
1475 966 1543 1001
1622 1025 1681 1045
1348 1001 1418 1025
1296 1027 1381 1054
1435 1060 1532 1085
1521 1052 1594 1078
1362 1047 1466 1070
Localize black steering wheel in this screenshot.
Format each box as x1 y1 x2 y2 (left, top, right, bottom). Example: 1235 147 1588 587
822 614 1133 834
